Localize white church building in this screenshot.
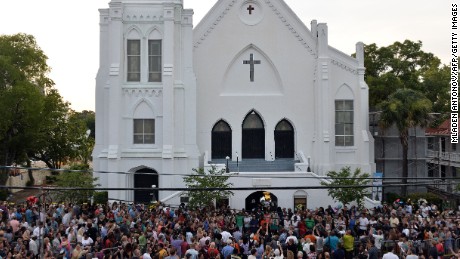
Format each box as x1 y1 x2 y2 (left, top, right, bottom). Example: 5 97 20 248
93 0 377 210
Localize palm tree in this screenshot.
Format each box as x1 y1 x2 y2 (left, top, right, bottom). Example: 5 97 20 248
379 88 432 197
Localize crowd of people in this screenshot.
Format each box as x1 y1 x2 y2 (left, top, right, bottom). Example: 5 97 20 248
0 199 459 259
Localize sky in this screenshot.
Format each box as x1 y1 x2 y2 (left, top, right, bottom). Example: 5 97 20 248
0 0 455 112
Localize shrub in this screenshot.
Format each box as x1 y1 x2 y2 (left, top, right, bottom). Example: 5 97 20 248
0 190 8 200
93 191 108 205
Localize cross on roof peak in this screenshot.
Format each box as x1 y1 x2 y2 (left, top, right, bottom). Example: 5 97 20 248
247 5 255 15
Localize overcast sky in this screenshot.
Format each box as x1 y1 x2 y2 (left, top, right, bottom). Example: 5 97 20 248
0 0 455 112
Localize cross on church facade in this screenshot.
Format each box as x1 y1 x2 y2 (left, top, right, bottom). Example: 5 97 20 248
243 53 261 82
247 5 255 15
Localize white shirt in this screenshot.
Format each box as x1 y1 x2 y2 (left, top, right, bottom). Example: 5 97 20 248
185 249 199 259
82 237 94 247
359 217 369 230
286 236 298 244
62 212 72 226
29 239 38 255
221 231 232 243
33 227 44 239
382 252 399 259
372 234 384 249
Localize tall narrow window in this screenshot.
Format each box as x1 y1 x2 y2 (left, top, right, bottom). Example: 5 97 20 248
134 119 155 144
335 100 354 146
148 40 162 82
127 40 141 82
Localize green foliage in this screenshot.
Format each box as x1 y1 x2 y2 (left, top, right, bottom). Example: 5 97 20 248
183 167 234 209
385 192 401 203
406 192 442 207
72 110 95 139
54 170 98 204
68 163 90 171
362 40 449 114
0 34 52 174
0 190 8 201
0 34 93 186
0 33 54 90
93 191 108 205
45 175 57 184
320 167 370 208
379 88 432 196
28 90 90 169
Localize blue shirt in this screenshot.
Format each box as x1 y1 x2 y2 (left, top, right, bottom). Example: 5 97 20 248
25 209 33 224
324 236 340 252
222 245 234 259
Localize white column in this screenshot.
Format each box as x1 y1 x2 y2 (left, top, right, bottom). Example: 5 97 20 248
162 4 176 182
316 23 331 174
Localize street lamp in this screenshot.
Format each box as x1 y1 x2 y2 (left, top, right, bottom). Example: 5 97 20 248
225 156 230 173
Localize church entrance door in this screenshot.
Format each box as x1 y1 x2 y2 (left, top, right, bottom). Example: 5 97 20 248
212 120 232 159
134 168 158 204
245 191 278 212
242 111 265 159
274 120 294 158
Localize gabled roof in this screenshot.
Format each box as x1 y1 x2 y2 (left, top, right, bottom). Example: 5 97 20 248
193 0 317 56
193 0 361 69
425 119 450 136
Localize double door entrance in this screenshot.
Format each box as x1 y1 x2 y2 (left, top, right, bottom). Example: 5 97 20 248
211 112 294 160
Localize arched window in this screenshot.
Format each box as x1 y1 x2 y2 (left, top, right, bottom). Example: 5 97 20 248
275 119 294 158
212 120 232 159
335 100 354 146
242 111 265 158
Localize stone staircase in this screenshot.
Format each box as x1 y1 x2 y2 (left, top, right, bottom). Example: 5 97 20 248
210 159 299 172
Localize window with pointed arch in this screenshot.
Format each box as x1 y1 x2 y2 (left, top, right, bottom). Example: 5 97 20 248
148 40 162 82
335 100 354 146
127 40 141 82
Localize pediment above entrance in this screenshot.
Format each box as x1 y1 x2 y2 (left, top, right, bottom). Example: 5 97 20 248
221 44 283 96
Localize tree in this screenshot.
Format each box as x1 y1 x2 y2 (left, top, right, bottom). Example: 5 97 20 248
362 40 449 114
53 163 99 204
379 88 432 196
0 33 93 188
0 33 53 185
183 167 234 209
320 167 370 208
72 110 95 139
70 110 95 165
28 89 88 169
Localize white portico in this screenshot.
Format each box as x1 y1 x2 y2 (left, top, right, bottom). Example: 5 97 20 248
93 0 377 209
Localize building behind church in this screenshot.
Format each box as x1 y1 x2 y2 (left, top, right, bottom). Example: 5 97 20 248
93 0 378 209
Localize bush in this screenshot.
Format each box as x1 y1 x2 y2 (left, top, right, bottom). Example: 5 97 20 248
68 163 90 171
93 191 108 205
385 192 401 203
45 176 57 184
25 180 34 187
0 190 8 200
406 192 443 207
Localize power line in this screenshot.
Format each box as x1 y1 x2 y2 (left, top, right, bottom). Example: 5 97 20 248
2 165 460 180
0 181 452 192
